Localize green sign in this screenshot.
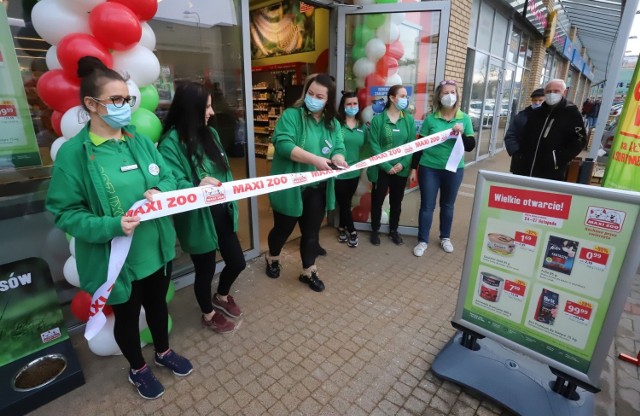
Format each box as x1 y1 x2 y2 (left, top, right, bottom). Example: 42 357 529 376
0 7 41 169
454 172 639 387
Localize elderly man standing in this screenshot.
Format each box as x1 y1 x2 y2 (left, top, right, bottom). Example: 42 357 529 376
511 79 586 181
505 88 545 174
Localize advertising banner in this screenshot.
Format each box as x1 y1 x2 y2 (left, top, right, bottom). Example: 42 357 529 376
0 7 41 169
453 172 640 387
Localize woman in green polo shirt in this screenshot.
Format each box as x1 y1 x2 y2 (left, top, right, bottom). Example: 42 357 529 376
265 73 348 292
46 57 192 400
367 85 416 247
410 80 476 257
335 91 366 247
158 82 245 335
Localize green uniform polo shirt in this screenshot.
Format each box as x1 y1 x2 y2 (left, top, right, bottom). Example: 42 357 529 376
337 123 366 180
367 109 416 181
418 110 474 170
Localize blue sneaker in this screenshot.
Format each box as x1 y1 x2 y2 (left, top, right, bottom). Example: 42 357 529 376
154 349 193 377
128 365 164 400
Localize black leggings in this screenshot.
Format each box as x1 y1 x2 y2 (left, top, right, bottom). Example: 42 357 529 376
191 203 246 314
111 263 171 370
370 169 408 231
335 177 359 233
268 185 326 269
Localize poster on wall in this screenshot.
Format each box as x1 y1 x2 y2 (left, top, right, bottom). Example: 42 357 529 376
0 7 41 169
154 65 175 105
453 171 640 388
250 1 315 59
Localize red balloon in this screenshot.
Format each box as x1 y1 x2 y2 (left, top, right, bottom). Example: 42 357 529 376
359 192 372 212
314 49 329 73
51 111 63 136
109 0 158 21
90 2 141 51
365 73 386 87
57 34 113 79
71 290 92 322
386 40 405 60
351 206 369 222
357 88 368 109
36 70 81 113
376 55 399 78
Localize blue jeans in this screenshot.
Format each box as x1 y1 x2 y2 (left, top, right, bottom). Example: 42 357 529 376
417 166 464 243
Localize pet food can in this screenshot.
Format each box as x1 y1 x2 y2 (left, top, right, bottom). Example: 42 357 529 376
487 233 515 256
479 272 503 302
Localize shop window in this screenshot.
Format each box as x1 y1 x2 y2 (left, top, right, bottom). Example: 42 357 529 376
518 35 528 67
508 31 520 64
468 0 481 47
477 2 494 53
465 50 489 163
491 13 508 59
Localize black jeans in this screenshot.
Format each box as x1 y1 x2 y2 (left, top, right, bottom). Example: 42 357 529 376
111 263 171 370
335 177 359 233
190 203 246 314
370 169 408 232
268 185 326 269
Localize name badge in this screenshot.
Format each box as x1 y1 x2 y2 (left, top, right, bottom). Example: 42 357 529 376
148 163 160 176
321 146 331 155
356 129 363 132
120 164 138 172
393 128 400 132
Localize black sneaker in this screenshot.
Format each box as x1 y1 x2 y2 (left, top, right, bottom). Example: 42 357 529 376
265 255 280 278
347 232 359 248
370 231 380 246
389 230 404 246
316 245 327 256
128 365 164 400
338 228 348 243
299 271 325 292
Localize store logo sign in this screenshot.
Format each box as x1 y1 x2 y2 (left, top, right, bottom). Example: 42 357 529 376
585 206 626 232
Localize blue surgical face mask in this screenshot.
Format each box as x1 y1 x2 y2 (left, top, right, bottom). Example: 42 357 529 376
345 106 359 117
395 97 408 110
531 103 542 109
305 94 326 113
99 103 131 129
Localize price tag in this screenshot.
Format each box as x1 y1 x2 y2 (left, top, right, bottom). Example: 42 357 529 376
514 230 537 251
504 279 526 299
0 104 17 118
564 300 593 321
578 247 609 270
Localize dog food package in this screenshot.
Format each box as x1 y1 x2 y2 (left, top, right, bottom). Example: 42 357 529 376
542 236 579 275
534 288 559 325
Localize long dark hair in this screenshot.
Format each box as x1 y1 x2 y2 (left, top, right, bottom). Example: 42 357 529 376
384 84 404 110
162 82 227 172
337 91 362 125
77 56 127 112
294 73 337 131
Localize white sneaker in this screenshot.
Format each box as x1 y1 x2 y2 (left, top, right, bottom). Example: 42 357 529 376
413 242 428 257
440 238 454 253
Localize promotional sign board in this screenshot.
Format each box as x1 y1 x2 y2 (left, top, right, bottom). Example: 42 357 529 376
452 171 640 388
0 7 41 169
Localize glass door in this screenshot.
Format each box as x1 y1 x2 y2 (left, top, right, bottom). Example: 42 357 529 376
493 64 514 152
335 2 450 236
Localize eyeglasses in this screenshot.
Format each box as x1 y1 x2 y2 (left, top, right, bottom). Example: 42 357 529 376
91 95 137 108
439 80 456 86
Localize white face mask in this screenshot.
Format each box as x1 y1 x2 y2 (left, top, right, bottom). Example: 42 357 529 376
545 93 562 106
440 93 457 108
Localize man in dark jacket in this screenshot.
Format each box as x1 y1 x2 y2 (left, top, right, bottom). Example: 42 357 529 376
511 79 586 181
504 88 545 173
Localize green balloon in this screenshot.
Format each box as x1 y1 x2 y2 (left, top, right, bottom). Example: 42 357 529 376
139 85 160 112
140 315 173 344
352 45 366 61
364 14 386 30
131 108 162 143
165 280 175 303
353 24 374 47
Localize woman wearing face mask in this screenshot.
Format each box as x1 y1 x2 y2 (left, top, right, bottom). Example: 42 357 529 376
158 82 246 335
46 57 192 400
335 91 366 247
410 80 475 257
367 85 416 246
265 73 347 292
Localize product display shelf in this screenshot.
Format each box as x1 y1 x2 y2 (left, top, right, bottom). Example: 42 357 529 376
252 82 284 158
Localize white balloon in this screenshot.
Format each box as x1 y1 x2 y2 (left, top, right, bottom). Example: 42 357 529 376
386 73 403 86
352 58 375 79
50 136 68 162
88 315 122 356
355 178 369 197
112 45 161 87
376 23 400 44
63 256 80 287
361 105 375 124
61 106 88 139
380 210 389 225
391 13 405 24
69 237 76 257
45 46 62 70
140 22 157 50
355 77 366 89
126 79 142 112
58 0 105 14
365 38 386 62
32 0 91 45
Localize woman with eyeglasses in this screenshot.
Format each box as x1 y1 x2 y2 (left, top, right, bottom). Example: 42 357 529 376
367 84 416 247
46 56 192 400
265 73 347 292
410 80 475 257
335 91 367 247
158 82 245 334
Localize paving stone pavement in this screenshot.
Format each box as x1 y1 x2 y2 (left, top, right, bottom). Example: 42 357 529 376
28 152 639 416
